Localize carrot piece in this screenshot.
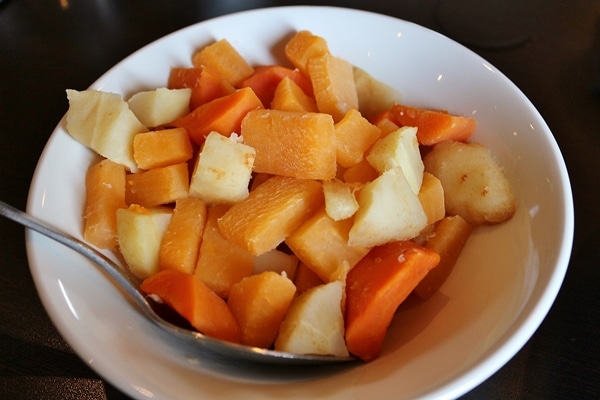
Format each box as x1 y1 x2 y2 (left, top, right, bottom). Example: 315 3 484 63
414 215 472 299
133 127 193 170
241 109 336 180
345 240 440 361
418 172 446 225
293 262 325 295
227 271 297 348
217 175 324 256
159 197 207 274
239 65 313 106
192 39 254 86
342 158 378 184
194 204 255 298
285 30 330 77
140 269 242 343
83 158 127 250
391 104 476 146
125 162 189 207
171 87 263 146
271 77 318 113
334 109 382 168
168 66 235 109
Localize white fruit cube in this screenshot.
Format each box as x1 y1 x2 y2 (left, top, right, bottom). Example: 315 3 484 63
189 132 256 205
366 126 424 193
348 167 427 248
116 205 173 279
66 89 147 172
274 281 349 357
323 179 360 221
127 87 191 128
252 249 299 279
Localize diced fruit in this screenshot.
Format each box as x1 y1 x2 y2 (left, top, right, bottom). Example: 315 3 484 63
125 162 189 207
293 262 325 294
308 53 359 122
140 269 241 343
284 30 330 77
83 159 127 250
241 109 336 180
227 271 296 348
116 205 173 279
414 215 472 299
194 205 255 298
217 176 324 256
353 66 400 120
171 87 264 146
366 126 423 194
191 39 254 86
286 207 370 283
391 104 476 146
275 281 349 357
271 77 318 113
334 109 382 168
168 66 236 109
345 240 440 361
423 140 515 225
239 65 313 106
253 249 299 278
188 132 256 205
342 159 379 184
133 127 193 170
127 87 191 128
65 89 147 172
159 197 207 274
418 172 446 225
323 179 360 221
349 167 428 248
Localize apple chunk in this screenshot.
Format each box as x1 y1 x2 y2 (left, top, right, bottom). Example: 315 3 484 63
127 87 191 128
274 280 349 357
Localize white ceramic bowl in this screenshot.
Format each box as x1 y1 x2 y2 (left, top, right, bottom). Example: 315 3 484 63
25 6 574 400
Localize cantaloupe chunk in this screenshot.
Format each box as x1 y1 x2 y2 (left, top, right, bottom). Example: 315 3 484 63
194 205 255 298
241 109 336 180
418 172 446 225
308 53 358 122
217 176 324 256
192 39 254 86
140 269 241 343
293 262 325 295
168 66 236 109
271 77 318 112
239 65 313 107
133 127 193 170
227 271 296 348
414 215 472 299
334 109 381 168
342 158 378 184
159 197 207 274
125 162 189 207
284 30 330 77
286 207 370 283
83 158 127 250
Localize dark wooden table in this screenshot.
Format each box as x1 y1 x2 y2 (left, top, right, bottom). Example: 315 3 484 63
1 1 598 399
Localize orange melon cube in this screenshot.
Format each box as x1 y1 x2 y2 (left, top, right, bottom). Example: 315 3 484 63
342 158 379 184
194 205 255 298
239 65 313 106
414 215 472 299
241 109 336 180
83 158 127 250
133 127 193 170
293 262 325 295
286 208 370 283
284 30 330 77
418 172 446 225
168 66 236 109
271 77 318 112
334 109 382 168
159 197 207 274
217 176 324 256
227 271 296 348
125 162 189 207
308 53 359 122
192 39 254 86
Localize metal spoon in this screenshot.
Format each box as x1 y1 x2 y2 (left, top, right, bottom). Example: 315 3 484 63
0 200 355 365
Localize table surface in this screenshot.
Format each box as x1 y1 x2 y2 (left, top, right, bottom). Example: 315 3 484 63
1 0 598 399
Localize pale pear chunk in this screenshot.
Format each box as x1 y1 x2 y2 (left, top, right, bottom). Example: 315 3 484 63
66 89 148 172
127 87 191 128
348 167 427 248
274 281 349 357
323 179 360 221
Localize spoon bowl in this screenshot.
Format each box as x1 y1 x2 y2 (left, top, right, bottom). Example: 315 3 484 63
0 199 356 365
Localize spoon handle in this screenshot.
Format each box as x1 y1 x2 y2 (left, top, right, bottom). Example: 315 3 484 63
0 199 145 307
